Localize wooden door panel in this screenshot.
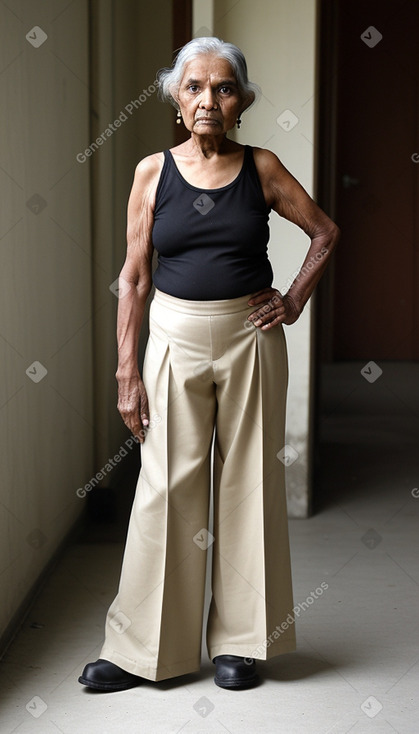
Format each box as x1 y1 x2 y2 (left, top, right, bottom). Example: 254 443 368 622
332 0 419 359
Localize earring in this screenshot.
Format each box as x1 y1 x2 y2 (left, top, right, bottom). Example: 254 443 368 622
236 116 242 129
176 110 182 125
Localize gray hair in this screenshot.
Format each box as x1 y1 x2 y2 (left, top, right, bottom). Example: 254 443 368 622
157 37 260 112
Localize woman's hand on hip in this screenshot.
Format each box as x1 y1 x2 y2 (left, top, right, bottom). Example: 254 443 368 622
247 287 300 329
116 372 150 443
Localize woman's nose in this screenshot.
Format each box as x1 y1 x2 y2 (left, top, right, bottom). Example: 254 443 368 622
199 88 217 109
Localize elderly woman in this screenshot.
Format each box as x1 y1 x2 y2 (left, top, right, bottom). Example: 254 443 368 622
79 37 339 692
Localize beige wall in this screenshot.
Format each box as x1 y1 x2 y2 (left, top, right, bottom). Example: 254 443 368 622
199 0 318 516
89 0 173 468
0 0 93 641
0 0 173 646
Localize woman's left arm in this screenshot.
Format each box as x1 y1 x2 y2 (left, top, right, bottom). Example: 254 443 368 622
248 148 340 329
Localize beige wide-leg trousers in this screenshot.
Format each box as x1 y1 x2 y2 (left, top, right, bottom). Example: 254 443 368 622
100 287 296 681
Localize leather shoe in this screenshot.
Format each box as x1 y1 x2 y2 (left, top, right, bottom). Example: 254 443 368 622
78 658 143 691
213 655 258 689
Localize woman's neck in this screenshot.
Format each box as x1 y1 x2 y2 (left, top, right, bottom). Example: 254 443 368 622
187 132 232 159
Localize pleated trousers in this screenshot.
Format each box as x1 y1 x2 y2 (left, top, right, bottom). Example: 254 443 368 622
100 287 296 681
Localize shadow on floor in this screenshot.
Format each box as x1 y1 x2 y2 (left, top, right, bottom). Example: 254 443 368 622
314 361 419 513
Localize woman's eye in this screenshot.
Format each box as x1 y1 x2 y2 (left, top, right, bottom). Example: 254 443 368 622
219 86 231 94
188 85 199 93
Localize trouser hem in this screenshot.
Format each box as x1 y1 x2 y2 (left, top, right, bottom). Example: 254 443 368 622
99 648 201 682
208 640 297 662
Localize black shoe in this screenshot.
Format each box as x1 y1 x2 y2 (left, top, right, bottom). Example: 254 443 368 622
213 655 258 689
78 658 143 691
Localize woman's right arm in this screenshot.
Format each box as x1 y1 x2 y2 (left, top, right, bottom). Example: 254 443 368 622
115 154 162 442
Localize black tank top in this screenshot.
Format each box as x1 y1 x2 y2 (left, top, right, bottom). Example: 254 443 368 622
151 145 273 300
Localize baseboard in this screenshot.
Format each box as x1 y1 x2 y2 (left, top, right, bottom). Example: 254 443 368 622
0 510 87 660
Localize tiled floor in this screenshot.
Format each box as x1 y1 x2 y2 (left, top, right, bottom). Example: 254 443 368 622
1 363 418 733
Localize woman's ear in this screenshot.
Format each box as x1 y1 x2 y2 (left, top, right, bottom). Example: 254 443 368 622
240 90 255 114
169 84 180 108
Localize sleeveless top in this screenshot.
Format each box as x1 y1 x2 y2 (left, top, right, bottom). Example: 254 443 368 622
151 145 273 300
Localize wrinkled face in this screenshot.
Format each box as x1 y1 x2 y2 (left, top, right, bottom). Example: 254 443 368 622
176 54 245 135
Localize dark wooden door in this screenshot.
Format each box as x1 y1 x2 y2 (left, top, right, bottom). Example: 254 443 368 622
330 0 419 359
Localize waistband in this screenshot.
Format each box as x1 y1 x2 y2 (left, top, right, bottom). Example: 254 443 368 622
153 288 254 315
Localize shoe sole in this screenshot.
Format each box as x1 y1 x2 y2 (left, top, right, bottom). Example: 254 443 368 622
78 675 141 691
214 674 259 690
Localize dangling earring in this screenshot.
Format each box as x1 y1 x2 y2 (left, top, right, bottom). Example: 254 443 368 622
236 116 242 129
176 110 182 125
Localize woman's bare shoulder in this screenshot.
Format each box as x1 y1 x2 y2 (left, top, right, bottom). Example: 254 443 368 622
134 152 165 181
251 146 284 175
129 153 165 210
127 153 165 216
251 146 300 193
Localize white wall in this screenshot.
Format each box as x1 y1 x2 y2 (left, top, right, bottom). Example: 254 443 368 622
195 0 318 516
0 0 93 640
